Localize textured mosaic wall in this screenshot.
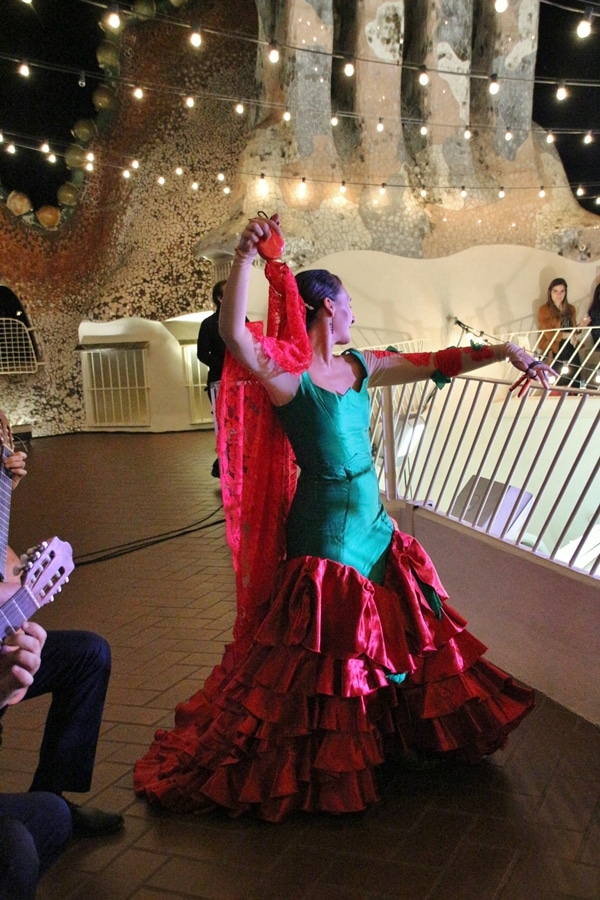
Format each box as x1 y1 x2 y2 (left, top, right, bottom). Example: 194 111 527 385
0 0 598 436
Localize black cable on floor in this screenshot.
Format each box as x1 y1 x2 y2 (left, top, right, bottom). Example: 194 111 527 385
74 505 225 567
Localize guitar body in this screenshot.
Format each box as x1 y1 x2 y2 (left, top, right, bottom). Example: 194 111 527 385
0 412 74 632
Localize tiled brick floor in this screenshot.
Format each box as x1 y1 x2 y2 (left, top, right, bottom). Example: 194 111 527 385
2 430 599 899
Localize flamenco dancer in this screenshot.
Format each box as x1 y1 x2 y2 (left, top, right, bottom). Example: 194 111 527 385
135 214 553 822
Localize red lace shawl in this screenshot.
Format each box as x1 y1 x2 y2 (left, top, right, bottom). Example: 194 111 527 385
215 261 312 658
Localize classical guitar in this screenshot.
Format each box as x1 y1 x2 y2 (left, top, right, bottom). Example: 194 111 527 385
0 410 15 581
0 538 74 641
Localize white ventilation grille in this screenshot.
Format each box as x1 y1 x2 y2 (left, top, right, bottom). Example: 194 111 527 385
0 318 39 374
80 344 150 426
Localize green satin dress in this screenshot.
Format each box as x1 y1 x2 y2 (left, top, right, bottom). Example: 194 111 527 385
275 349 394 584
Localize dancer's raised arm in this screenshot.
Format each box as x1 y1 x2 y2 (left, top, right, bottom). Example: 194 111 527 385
219 214 300 405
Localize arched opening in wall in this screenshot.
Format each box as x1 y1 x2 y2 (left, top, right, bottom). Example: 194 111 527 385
0 286 41 375
331 0 360 160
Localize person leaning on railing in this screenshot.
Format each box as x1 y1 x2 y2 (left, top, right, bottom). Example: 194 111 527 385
537 277 590 388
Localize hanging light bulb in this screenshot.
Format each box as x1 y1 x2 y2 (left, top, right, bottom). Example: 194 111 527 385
257 173 268 197
420 188 427 198
498 186 505 198
189 28 202 48
107 10 121 30
460 186 467 198
6 144 16 154
339 180 347 194
86 152 94 162
191 181 199 191
235 102 244 114
47 153 56 163
175 167 183 176
420 124 428 136
546 131 555 144
0 132 3 144
463 126 472 140
539 186 546 198
596 197 600 206
184 96 195 108
18 62 30 77
283 110 291 122
85 161 94 172
157 176 166 185
576 185 585 196
217 172 225 182
576 8 593 38
488 74 499 95
131 159 139 169
495 0 508 11
40 142 50 154
556 81 568 101
133 87 144 100
343 57 355 77
223 186 231 195
376 117 384 132
379 183 387 195
268 40 280 63
584 130 593 144
331 113 339 127
78 71 86 88
505 126 513 141
298 176 307 199
122 169 131 179
418 65 429 86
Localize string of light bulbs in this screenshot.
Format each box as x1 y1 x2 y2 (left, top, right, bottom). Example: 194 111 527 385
5 0 600 211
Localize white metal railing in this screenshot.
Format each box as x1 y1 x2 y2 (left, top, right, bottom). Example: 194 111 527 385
80 345 150 426
370 373 600 579
501 326 600 390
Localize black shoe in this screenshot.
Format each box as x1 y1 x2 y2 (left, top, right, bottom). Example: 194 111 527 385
65 800 124 837
211 458 220 478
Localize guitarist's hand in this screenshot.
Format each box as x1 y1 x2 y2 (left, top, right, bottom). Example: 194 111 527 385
0 619 46 708
3 448 27 489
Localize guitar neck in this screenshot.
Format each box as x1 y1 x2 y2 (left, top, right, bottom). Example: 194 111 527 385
0 446 13 581
0 584 39 641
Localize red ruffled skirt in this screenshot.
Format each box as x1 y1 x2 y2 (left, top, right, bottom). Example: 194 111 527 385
134 530 534 822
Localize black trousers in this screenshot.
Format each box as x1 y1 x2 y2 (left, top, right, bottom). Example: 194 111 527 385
21 630 112 794
0 792 71 899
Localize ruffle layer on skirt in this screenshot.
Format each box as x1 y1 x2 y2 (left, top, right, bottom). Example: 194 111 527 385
134 530 534 821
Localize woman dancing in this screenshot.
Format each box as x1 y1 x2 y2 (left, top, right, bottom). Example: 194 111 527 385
135 214 554 821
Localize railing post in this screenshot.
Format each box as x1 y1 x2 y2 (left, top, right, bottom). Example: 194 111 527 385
381 385 398 501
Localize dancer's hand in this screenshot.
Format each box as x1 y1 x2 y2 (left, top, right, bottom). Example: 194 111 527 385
505 342 555 396
236 213 282 260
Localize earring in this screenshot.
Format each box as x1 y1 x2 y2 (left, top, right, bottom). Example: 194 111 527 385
330 317 334 334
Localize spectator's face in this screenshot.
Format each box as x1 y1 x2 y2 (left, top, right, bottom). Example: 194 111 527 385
551 284 566 307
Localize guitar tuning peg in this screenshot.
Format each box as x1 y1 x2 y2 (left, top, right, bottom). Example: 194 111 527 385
12 564 22 577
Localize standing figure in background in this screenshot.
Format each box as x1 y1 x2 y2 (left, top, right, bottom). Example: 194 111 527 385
134 214 554 822
197 280 228 478
537 277 590 388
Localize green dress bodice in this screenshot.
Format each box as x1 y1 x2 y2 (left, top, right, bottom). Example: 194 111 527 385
274 350 394 583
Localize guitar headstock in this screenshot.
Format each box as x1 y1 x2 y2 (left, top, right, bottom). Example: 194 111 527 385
0 411 14 454
20 538 74 607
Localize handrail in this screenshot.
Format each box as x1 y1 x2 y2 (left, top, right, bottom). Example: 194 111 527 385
369 371 600 580
501 326 600 390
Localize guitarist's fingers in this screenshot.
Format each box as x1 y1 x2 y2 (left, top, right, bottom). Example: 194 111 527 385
20 621 47 652
3 450 27 485
2 622 47 656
